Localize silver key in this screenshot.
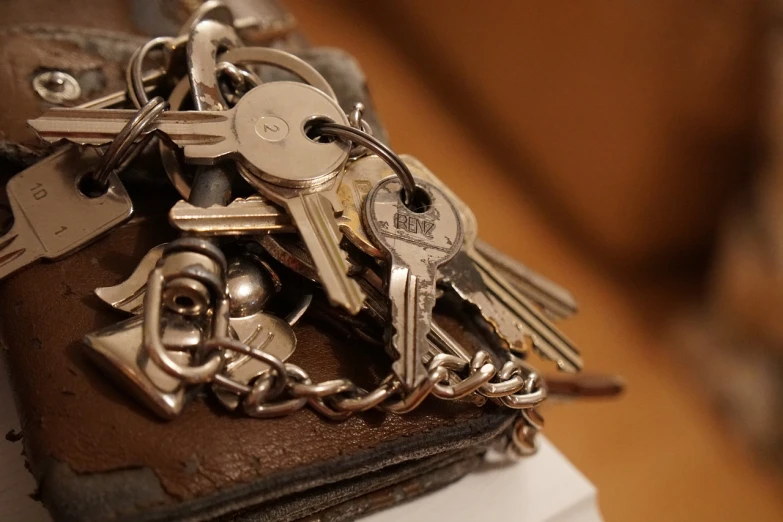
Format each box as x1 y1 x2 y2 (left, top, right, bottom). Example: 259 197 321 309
28 82 348 187
411 157 582 371
378 157 533 354
233 83 365 314
473 238 577 320
0 146 133 280
31 81 366 312
356 266 474 365
169 196 294 235
337 154 581 368
456 195 582 372
364 176 463 389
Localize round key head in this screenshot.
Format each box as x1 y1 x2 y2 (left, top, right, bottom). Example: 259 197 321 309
363 176 463 269
233 81 350 188
340 155 479 259
400 155 478 248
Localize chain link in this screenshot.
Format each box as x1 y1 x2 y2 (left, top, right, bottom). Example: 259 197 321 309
210 342 547 420
123 36 551 422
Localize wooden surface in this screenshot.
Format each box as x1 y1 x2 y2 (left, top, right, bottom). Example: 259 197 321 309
284 2 783 521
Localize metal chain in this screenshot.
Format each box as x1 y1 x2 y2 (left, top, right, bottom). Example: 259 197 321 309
209 340 547 420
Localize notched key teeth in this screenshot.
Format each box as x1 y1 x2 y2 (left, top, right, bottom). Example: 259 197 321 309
0 233 25 268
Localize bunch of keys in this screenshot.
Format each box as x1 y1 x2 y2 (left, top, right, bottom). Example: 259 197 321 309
0 4 619 445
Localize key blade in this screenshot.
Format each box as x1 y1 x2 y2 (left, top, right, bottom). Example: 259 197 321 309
472 240 578 320
0 226 42 280
441 252 532 353
479 262 583 372
28 109 230 146
286 193 365 314
169 197 293 235
388 268 433 389
428 320 473 362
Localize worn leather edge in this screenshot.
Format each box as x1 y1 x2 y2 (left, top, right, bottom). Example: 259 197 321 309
232 448 484 522
298 452 486 522
33 407 512 522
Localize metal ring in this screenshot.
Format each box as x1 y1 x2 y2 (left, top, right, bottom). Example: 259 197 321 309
161 47 337 198
92 96 169 186
143 268 225 383
127 37 175 108
218 47 337 101
204 338 289 401
308 122 417 206
329 381 397 413
217 61 261 90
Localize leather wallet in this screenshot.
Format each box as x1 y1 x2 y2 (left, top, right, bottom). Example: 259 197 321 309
0 1 525 520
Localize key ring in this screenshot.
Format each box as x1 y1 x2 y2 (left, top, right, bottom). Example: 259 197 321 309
91 96 169 188
307 122 418 208
126 37 176 109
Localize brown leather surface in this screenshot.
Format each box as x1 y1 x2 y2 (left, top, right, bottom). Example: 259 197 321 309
0 2 517 520
0 27 143 148
0 211 506 504
0 0 302 151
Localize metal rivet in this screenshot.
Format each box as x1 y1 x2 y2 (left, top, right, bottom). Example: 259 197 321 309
32 71 82 104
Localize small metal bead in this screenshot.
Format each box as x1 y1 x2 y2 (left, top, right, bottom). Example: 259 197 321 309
226 255 276 317
32 71 81 104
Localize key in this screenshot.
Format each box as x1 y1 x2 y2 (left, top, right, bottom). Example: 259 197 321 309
0 146 133 280
364 176 463 389
473 238 577 321
28 82 348 187
337 154 582 370
337 154 574 317
31 81 366 313
335 158 384 259
230 82 365 314
169 196 294 235
416 159 582 371
455 196 583 371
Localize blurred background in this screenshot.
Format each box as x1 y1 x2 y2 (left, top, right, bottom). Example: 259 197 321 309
281 1 783 520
